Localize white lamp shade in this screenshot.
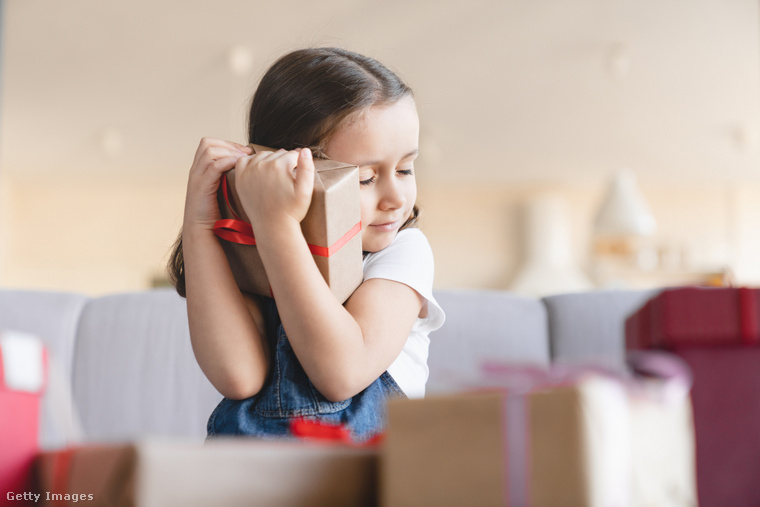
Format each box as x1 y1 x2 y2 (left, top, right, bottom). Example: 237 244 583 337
594 169 656 237
510 194 593 297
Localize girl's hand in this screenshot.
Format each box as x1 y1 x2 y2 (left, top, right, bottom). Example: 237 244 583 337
234 148 315 232
183 138 252 232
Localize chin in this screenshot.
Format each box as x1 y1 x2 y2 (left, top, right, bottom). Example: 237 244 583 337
362 235 394 253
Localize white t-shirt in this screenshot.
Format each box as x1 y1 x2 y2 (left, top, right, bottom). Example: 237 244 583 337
362 228 445 398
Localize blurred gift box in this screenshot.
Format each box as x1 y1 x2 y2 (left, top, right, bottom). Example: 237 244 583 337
34 438 377 507
381 360 697 507
1 330 47 498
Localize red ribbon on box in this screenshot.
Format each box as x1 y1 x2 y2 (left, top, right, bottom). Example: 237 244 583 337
738 287 759 345
50 447 77 507
289 417 384 447
214 173 362 257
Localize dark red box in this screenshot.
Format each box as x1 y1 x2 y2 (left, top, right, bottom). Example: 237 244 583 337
626 286 760 506
626 287 760 349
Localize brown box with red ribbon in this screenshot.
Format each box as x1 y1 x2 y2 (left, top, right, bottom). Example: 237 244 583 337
34 439 377 506
625 287 760 349
381 363 697 507
215 144 363 303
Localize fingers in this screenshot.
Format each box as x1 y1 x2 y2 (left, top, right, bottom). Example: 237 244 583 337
294 148 315 199
207 155 242 175
232 148 314 225
257 148 294 165
230 141 253 154
236 149 300 177
201 146 245 166
188 139 252 198
193 138 251 171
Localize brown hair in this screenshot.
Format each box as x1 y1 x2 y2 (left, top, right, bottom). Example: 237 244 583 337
168 47 418 297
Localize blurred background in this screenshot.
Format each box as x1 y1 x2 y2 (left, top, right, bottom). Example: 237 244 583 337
1 0 759 297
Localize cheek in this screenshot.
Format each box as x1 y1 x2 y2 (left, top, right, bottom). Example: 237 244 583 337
406 183 418 213
359 192 374 227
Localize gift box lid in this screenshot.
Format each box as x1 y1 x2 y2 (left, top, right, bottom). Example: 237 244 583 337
625 287 760 349
0 330 46 393
36 438 377 507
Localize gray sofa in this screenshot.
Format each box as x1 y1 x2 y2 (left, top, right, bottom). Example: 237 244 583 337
0 287 658 448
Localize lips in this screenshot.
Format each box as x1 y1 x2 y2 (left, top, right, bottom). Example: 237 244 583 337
369 220 401 232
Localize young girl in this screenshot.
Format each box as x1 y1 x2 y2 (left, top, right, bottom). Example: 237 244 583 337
168 47 445 442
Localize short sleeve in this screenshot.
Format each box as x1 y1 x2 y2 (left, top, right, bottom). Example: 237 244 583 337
362 228 445 333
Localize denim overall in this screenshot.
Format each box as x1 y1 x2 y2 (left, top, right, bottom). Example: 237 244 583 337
207 297 407 443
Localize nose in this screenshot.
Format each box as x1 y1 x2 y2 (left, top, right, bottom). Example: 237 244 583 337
378 177 405 211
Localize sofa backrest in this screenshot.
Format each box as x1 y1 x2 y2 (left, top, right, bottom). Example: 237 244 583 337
543 289 658 369
0 290 89 380
71 289 221 442
0 289 90 448
428 289 550 393
1 286 662 444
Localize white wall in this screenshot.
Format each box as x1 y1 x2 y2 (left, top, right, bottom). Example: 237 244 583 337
1 173 756 295
0 173 186 294
420 181 760 292
1 0 759 295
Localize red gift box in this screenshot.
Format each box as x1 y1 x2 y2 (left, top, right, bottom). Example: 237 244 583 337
625 286 760 506
676 347 760 507
625 287 760 349
0 331 47 498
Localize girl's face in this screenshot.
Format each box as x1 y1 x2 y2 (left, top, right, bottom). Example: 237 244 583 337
324 96 419 253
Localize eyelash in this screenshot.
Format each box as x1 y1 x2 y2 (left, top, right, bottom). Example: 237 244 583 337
360 169 414 186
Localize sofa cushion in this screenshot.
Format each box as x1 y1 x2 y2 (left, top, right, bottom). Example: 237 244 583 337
543 289 658 368
72 289 221 442
427 290 550 393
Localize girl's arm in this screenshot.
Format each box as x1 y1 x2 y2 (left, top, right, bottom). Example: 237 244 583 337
236 148 422 402
182 138 270 400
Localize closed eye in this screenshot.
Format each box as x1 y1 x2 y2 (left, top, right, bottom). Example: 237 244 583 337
361 167 413 186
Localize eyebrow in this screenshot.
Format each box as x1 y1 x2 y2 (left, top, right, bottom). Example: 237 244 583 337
357 149 419 167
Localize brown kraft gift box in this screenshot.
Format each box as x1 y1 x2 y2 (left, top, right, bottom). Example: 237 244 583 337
34 439 377 507
381 373 696 507
215 144 363 303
